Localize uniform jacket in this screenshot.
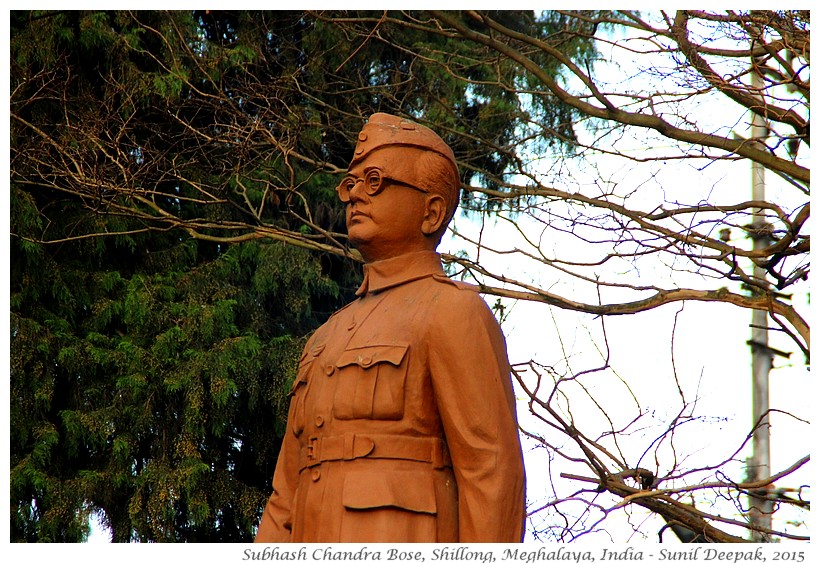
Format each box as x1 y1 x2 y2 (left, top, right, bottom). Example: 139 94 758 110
255 251 526 542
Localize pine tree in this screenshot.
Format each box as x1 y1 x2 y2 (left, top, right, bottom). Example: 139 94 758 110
11 183 349 540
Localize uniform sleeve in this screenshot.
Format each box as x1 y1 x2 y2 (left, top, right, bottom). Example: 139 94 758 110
428 288 526 542
254 404 300 542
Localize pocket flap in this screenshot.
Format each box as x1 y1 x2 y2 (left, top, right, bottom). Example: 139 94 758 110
288 375 306 396
336 344 409 370
288 359 313 395
342 469 436 514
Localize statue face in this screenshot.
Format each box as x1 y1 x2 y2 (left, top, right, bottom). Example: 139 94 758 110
341 148 431 262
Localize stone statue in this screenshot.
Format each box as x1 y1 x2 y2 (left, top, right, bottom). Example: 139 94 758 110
255 113 526 542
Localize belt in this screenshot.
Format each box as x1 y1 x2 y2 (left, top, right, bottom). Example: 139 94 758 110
299 433 451 471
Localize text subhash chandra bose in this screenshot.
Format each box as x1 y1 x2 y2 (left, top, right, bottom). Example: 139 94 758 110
241 546 806 563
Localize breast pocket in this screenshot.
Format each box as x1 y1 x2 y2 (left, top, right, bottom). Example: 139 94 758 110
333 344 409 420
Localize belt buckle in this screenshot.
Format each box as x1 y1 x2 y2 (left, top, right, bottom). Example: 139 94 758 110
306 436 319 465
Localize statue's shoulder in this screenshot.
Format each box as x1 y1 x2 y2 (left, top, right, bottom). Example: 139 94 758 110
431 274 481 293
428 275 498 326
323 299 357 323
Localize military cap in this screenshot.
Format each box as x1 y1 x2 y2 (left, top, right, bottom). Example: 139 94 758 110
347 113 460 214
351 113 458 178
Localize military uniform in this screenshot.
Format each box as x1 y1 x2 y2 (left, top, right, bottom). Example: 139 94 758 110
255 250 526 542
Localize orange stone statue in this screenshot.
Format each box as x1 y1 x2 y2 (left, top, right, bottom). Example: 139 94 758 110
255 113 526 542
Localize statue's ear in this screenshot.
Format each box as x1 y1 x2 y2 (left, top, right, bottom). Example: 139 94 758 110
421 194 448 236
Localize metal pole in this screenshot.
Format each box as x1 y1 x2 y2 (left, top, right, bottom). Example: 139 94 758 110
747 63 773 542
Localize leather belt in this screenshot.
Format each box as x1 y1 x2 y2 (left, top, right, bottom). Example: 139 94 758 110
299 433 451 471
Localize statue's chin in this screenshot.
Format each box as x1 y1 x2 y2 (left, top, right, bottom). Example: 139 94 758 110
347 222 376 248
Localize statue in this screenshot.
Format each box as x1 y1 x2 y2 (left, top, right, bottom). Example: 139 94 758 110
255 113 526 542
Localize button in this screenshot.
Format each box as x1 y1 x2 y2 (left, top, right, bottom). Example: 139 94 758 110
314 416 324 427
347 320 356 331
311 469 321 482
324 364 335 376
360 356 372 367
358 132 368 141
400 120 415 130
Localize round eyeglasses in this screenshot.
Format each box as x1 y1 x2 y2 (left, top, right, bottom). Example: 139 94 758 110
336 167 428 203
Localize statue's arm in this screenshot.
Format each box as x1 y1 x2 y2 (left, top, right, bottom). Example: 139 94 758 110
254 407 300 542
429 290 526 542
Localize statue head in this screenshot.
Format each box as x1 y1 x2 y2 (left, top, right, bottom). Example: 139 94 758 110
336 113 461 262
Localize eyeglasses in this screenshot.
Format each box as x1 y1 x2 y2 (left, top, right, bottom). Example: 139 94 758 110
336 167 428 203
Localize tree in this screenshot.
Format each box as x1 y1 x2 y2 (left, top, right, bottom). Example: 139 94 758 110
10 216 339 541
11 10 809 543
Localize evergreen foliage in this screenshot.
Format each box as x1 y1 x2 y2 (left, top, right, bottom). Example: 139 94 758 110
11 191 342 540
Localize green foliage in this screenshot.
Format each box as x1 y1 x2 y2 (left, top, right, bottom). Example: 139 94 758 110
10 181 341 540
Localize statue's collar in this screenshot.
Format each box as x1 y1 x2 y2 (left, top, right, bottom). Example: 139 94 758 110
356 251 444 296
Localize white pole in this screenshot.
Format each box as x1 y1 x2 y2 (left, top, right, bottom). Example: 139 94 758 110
748 61 773 542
